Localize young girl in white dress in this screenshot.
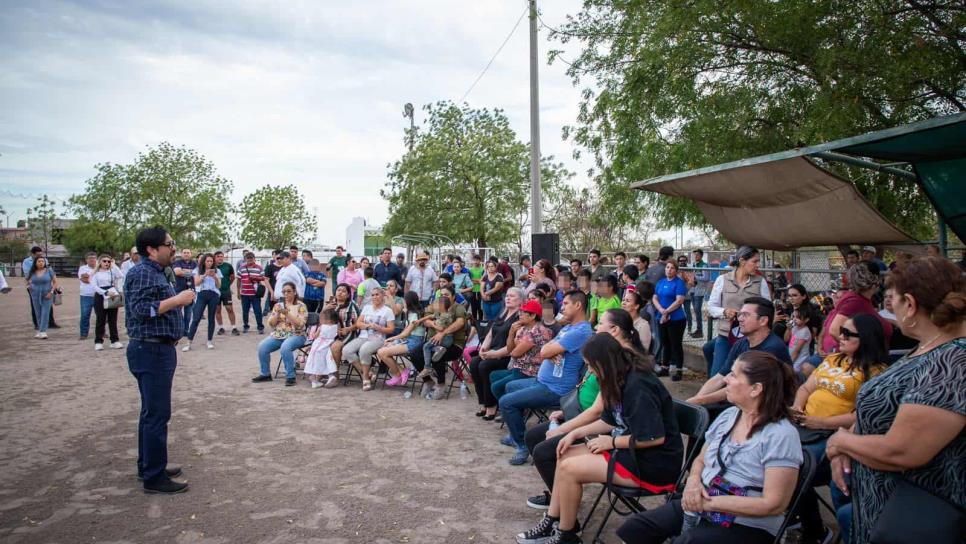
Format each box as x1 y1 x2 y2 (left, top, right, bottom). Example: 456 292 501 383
304 308 340 388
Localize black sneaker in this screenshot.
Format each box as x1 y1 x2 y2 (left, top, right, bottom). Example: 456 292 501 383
242 327 250 334
217 328 226 335
526 491 551 510
656 367 669 377
285 378 296 387
251 375 273 383
689 330 703 338
138 466 183 481
231 329 240 336
143 479 189 494
516 514 558 544
257 328 264 335
545 530 582 544
671 370 683 382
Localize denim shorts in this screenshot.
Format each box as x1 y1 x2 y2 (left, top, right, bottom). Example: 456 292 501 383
406 336 425 353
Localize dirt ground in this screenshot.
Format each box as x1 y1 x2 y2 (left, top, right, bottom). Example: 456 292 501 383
0 278 703 544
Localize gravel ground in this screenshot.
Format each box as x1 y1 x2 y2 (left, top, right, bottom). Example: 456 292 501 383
0 278 703 544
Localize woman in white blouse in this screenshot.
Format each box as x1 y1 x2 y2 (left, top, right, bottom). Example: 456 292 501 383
184 253 223 351
92 254 124 351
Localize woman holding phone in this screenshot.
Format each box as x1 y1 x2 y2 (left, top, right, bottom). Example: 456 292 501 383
184 253 222 351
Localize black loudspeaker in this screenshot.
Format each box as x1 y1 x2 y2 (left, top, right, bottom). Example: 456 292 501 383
531 233 560 265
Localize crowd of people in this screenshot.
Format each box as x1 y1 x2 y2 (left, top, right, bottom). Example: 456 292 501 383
11 238 965 543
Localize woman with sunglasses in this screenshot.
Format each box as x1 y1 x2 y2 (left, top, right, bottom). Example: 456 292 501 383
790 314 888 543
92 254 124 350
337 258 364 291
251 281 308 387
183 253 222 351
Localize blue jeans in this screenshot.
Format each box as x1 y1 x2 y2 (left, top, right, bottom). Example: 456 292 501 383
490 368 527 401
188 290 219 342
30 289 53 332
482 300 504 321
79 295 95 337
498 378 561 448
127 339 177 484
258 334 307 379
240 295 264 331
682 297 693 331
421 334 453 363
837 503 853 543
703 335 732 377
691 295 704 333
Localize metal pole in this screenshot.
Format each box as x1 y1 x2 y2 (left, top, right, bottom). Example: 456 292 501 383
528 0 543 234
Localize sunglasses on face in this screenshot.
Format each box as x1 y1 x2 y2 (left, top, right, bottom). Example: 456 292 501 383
101 260 111 264
840 327 860 340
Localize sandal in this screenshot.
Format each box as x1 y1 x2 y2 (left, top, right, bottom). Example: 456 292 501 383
362 380 372 391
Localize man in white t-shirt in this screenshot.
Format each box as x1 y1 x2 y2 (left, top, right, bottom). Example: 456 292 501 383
121 246 140 276
272 251 305 301
77 252 98 340
405 251 438 308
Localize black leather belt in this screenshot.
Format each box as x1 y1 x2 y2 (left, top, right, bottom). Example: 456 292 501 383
136 337 178 345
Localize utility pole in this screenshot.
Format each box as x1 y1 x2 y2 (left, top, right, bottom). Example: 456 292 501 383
403 103 415 153
528 0 543 234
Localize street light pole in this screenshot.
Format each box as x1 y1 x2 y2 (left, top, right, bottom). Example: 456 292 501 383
528 0 543 234
403 103 415 153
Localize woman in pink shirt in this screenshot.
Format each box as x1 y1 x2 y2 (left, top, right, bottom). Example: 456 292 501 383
337 258 364 290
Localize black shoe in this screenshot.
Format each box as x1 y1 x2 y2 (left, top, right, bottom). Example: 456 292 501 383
138 466 183 481
49 323 61 329
217 328 226 335
285 378 296 386
251 375 273 383
671 370 683 382
231 329 240 336
257 328 264 335
242 327 250 334
482 414 496 421
516 513 558 544
656 367 669 377
689 330 703 339
526 491 551 510
143 478 189 494
475 410 487 417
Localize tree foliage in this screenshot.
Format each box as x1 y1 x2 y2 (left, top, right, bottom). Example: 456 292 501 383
68 142 234 250
382 102 571 249
61 217 130 256
545 185 658 254
26 195 60 255
551 1 965 239
238 184 317 250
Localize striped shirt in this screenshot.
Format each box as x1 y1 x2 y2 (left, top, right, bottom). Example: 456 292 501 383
238 262 264 297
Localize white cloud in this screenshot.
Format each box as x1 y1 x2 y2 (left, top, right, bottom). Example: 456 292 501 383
0 0 593 244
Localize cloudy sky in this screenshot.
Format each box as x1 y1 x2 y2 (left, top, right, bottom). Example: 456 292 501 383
0 0 595 246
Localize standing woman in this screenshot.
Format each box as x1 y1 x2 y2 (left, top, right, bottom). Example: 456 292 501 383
251 282 308 387
827 257 965 544
92 253 124 350
326 283 360 371
26 256 58 339
652 260 688 381
704 246 770 376
337 258 364 291
184 253 222 351
481 259 506 321
385 279 405 336
451 259 474 307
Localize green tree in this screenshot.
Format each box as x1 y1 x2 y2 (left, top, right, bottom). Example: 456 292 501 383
61 218 130 256
68 142 234 250
237 184 317 250
26 195 60 255
382 102 571 248
551 1 965 239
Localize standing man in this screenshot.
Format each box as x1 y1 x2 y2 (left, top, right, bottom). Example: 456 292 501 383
690 249 711 338
78 252 98 340
644 246 674 283
171 249 197 336
121 246 140 276
405 251 437 308
289 245 310 275
23 245 60 329
212 251 239 336
272 251 305 300
303 259 327 312
124 226 196 494
860 245 887 272
395 253 408 283
569 259 583 277
635 254 650 276
236 251 265 334
374 247 403 287
516 255 532 287
261 249 282 315
497 257 515 294
587 249 608 283
328 246 348 297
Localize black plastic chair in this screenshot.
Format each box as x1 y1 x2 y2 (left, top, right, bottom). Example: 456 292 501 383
582 399 710 543
771 448 819 544
274 312 319 378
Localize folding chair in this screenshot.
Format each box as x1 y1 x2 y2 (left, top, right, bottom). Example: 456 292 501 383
771 448 818 544
582 399 710 543
274 312 319 379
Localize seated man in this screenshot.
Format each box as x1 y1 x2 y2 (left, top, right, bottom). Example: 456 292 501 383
499 290 594 465
687 297 791 412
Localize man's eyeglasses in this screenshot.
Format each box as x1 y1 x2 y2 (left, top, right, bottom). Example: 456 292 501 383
163 241 176 248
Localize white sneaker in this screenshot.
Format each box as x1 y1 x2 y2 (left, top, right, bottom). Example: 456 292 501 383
310 380 323 389
34 332 41 338
182 343 191 352
323 375 339 388
110 342 123 349
38 332 48 339
94 343 104 351
206 341 214 349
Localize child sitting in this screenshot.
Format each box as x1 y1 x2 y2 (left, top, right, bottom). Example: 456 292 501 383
304 308 340 389
419 296 455 377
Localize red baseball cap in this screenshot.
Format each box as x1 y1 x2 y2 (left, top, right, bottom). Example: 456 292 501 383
520 300 543 315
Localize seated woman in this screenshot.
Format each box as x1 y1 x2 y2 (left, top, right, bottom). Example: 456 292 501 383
621 289 652 352
251 282 308 387
522 307 647 510
469 287 523 419
516 333 683 544
377 291 427 386
326 283 360 374
617 351 802 544
827 257 965 544
342 286 396 391
791 314 887 544
491 299 553 405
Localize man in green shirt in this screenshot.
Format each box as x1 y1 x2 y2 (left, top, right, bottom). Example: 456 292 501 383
327 245 348 297
589 275 621 326
468 253 485 321
213 251 239 336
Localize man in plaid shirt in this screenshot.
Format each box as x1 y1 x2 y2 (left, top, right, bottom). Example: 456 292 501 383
124 226 196 494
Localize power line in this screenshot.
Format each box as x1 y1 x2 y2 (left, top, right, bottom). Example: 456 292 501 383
459 6 529 103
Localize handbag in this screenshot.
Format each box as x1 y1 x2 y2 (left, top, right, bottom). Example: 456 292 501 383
796 425 833 445
104 292 124 309
870 478 964 544
52 290 63 306
560 387 582 421
701 417 763 527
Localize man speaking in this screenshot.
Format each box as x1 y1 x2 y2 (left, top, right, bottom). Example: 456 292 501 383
124 226 196 494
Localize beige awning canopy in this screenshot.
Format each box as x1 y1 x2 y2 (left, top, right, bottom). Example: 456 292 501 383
632 155 918 250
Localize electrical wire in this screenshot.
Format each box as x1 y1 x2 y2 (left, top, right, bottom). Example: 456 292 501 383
459 6 529 103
